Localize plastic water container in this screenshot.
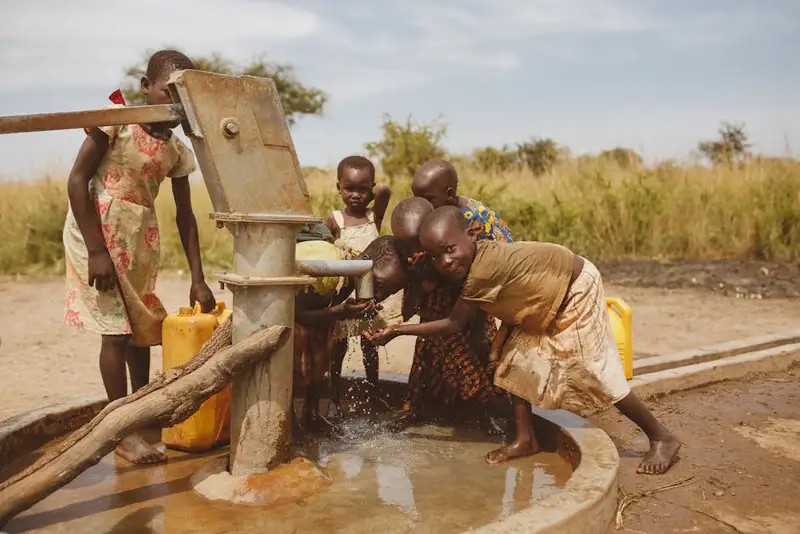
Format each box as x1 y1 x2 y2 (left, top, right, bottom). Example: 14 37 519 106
606 297 634 380
161 301 232 452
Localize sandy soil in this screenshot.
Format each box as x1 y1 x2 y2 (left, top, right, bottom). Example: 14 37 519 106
603 366 800 534
1 271 799 422
601 258 800 299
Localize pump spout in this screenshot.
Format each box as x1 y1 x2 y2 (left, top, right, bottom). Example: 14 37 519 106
296 259 374 299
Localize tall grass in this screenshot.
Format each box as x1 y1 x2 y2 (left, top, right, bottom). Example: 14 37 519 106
1 157 798 276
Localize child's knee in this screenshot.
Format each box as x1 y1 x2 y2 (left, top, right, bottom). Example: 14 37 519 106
102 334 131 349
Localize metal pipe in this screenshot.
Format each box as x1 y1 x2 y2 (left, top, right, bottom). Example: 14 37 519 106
0 104 185 135
296 260 374 299
355 272 374 300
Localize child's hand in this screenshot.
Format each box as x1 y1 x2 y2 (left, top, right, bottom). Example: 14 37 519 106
190 282 216 313
489 323 512 362
364 326 397 346
341 298 379 319
88 250 116 292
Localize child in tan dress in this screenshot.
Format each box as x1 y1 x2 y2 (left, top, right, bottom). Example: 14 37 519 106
368 206 681 475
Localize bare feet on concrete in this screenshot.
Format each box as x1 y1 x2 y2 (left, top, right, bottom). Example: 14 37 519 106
115 433 167 464
485 437 540 465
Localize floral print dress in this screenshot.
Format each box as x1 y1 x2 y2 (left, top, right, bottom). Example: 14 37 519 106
461 197 513 242
63 100 196 347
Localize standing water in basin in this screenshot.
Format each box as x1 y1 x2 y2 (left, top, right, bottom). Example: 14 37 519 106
5 418 571 534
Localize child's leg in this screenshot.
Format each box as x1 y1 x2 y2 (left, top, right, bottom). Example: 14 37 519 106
100 336 165 464
126 345 150 393
361 335 379 385
100 335 131 400
327 339 348 420
614 392 681 475
486 394 539 464
303 380 340 436
303 331 340 436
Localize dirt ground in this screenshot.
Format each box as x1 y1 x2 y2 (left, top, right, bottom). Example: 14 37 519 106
600 366 800 534
0 261 799 534
2 264 800 421
601 259 800 299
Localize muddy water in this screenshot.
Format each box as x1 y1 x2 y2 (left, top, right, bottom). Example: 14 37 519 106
5 420 571 534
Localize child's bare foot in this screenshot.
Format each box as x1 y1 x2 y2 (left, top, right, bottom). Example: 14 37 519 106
637 435 681 474
115 434 167 464
486 438 539 465
388 410 421 433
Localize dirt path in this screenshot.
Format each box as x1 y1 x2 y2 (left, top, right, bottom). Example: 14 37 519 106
1 274 800 421
601 366 800 534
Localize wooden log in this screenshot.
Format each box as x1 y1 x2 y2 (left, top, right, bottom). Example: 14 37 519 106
0 320 290 528
0 104 184 134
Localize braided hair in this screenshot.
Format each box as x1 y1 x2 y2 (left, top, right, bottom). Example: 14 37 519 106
360 235 400 272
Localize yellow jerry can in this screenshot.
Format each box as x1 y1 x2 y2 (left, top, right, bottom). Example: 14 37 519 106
606 297 634 380
162 301 232 452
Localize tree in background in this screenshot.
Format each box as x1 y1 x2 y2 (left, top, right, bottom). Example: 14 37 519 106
517 137 561 176
473 145 520 173
364 114 447 182
599 147 644 169
698 122 751 168
122 50 327 125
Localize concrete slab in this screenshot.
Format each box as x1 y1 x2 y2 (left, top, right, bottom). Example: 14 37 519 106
631 342 800 400
634 329 800 375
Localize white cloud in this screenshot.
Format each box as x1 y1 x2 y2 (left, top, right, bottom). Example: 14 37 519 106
0 0 319 92
320 67 428 102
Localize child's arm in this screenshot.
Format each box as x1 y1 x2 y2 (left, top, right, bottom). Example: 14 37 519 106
324 212 341 240
331 278 356 306
366 298 479 345
296 294 377 327
372 184 392 233
489 321 513 361
172 177 215 313
67 129 114 292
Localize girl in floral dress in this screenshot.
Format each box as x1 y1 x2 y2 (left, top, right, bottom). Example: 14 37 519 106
63 50 215 464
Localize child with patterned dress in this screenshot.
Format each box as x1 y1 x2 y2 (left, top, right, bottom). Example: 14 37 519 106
324 156 401 418
386 159 514 433
63 51 216 464
369 206 682 475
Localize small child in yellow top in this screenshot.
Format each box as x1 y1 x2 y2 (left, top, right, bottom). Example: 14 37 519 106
368 206 681 475
324 156 401 418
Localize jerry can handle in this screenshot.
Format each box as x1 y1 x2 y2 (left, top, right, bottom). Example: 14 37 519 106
606 297 632 327
193 301 226 315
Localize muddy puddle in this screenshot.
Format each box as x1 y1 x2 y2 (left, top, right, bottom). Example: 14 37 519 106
4 418 572 534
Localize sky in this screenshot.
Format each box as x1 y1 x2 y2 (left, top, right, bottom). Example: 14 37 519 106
0 0 799 179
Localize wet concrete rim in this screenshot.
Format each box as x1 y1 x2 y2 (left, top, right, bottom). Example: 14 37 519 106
0 375 619 534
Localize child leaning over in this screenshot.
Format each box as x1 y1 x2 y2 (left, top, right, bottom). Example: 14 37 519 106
368 206 681 475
